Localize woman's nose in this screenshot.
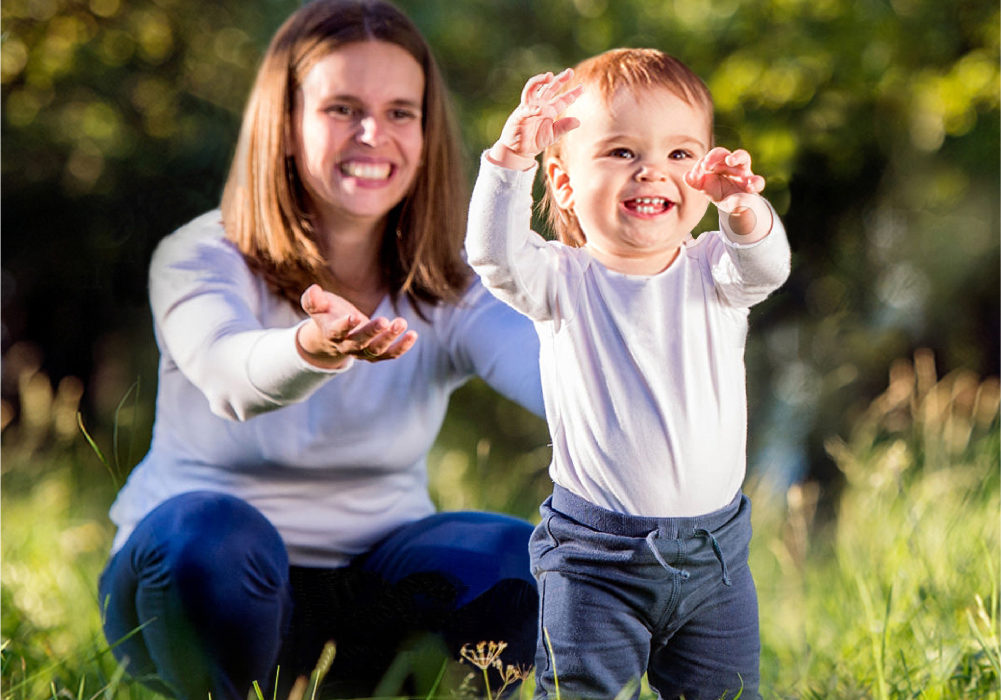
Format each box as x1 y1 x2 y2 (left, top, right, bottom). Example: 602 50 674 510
356 115 383 146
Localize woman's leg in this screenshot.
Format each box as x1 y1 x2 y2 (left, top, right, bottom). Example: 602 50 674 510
280 511 538 697
360 511 538 662
99 491 292 700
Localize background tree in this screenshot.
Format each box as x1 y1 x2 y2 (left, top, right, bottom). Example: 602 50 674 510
2 0 997 497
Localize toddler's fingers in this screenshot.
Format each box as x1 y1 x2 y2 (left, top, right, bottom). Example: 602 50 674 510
746 173 766 193
550 68 575 89
684 168 702 189
700 147 732 172
521 72 554 104
725 149 753 171
537 68 574 100
552 116 580 141
686 153 713 187
552 84 584 114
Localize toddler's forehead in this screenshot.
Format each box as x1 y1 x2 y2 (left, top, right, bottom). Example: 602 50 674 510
569 82 712 136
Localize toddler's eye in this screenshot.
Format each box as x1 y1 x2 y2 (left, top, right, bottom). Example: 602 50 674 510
669 149 694 160
608 148 635 159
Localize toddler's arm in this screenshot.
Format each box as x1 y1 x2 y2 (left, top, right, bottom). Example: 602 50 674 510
466 70 584 321
685 147 791 304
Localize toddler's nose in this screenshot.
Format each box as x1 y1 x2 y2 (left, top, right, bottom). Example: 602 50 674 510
635 163 667 182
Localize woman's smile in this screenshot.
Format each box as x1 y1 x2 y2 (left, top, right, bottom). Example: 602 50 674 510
339 158 394 183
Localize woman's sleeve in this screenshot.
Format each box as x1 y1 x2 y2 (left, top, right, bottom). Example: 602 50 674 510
443 278 545 418
149 216 346 422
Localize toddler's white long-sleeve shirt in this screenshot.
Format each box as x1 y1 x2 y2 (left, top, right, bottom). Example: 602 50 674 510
466 157 791 517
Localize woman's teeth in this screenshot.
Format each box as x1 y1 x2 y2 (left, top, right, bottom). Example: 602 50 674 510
340 162 392 180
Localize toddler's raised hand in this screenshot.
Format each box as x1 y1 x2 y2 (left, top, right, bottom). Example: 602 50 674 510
686 148 772 238
488 69 584 171
685 147 765 202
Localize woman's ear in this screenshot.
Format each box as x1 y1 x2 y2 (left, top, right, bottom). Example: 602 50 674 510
546 158 574 211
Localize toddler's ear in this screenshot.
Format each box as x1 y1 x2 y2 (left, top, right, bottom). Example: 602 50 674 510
545 159 574 210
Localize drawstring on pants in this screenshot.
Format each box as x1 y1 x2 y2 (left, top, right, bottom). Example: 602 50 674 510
644 531 690 579
644 529 731 586
696 528 732 586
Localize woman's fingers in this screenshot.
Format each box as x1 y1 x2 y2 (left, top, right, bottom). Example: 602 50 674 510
347 317 417 361
296 286 418 364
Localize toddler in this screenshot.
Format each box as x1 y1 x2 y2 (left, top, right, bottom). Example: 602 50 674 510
465 48 791 699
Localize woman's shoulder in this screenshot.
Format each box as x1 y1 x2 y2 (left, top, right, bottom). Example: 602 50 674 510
157 210 229 247
151 210 242 268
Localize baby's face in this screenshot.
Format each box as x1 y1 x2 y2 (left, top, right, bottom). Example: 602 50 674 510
552 85 712 274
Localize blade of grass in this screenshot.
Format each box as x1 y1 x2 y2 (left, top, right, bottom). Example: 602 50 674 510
543 628 559 700
967 603 1001 679
423 660 448 700
111 379 140 479
854 571 889 700
76 413 116 487
99 660 127 700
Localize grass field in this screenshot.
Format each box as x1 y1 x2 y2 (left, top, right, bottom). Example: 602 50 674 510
2 350 998 699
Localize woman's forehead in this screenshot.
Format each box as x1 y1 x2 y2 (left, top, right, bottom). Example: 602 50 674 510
298 41 425 102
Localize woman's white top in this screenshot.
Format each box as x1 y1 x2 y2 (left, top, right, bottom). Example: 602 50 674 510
109 210 543 566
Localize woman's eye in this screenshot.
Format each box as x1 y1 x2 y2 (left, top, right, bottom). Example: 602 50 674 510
326 104 354 117
390 109 419 122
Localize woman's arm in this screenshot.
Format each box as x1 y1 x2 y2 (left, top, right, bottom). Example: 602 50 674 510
442 278 545 418
149 215 344 421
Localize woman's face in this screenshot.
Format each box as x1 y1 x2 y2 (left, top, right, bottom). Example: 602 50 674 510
292 40 425 232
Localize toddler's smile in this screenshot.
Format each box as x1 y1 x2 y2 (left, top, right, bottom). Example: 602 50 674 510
623 196 674 217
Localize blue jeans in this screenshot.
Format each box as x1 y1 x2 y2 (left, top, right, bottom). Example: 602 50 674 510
529 485 759 700
99 491 538 699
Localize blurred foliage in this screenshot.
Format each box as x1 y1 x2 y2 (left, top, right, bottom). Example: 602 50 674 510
1 0 998 489
752 349 1000 696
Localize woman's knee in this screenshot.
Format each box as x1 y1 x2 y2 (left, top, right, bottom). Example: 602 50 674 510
134 491 289 600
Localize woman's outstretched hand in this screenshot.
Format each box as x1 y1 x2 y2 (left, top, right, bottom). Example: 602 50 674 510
488 68 584 171
295 284 418 368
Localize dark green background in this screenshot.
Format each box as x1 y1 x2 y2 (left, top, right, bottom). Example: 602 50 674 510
2 0 998 489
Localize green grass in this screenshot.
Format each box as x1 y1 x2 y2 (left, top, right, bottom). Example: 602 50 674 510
2 350 999 699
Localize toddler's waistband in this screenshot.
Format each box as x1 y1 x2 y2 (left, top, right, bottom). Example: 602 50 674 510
549 483 744 539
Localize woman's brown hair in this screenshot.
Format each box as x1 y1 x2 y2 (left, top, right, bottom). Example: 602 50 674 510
221 0 470 311
542 48 715 247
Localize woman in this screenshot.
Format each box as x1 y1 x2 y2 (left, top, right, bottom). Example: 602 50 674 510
98 2 542 698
